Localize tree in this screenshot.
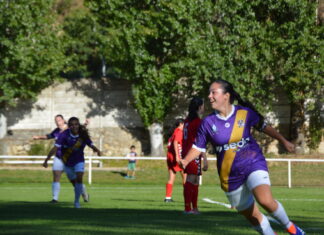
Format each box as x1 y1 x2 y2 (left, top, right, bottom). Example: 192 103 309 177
0 0 65 137
85 0 220 156
0 0 65 107
260 1 323 152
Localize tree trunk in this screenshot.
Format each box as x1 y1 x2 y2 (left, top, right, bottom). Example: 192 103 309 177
148 123 165 157
290 101 307 154
0 113 7 139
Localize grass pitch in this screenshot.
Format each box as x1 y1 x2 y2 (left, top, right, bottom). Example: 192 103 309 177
0 161 324 235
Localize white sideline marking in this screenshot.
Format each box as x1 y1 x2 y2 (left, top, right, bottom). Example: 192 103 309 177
202 198 232 209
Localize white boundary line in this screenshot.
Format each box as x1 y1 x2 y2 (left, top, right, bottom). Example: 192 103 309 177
202 198 232 209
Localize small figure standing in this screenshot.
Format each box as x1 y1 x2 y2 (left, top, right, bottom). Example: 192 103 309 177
125 145 137 179
165 118 186 202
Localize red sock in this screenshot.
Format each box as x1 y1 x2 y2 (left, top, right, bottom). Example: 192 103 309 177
165 183 173 198
192 184 199 209
184 182 194 212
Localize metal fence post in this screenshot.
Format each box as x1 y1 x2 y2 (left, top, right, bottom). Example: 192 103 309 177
288 160 291 188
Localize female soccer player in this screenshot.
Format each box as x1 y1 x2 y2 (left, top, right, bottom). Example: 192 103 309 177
165 118 186 202
38 115 89 203
47 117 101 208
182 97 208 214
34 114 69 203
180 80 305 235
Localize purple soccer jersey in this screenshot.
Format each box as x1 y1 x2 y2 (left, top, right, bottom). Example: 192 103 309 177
47 128 64 158
193 105 268 192
55 129 93 167
46 128 61 140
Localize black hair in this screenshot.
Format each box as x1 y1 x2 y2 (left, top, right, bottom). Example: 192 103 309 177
168 118 185 138
187 97 204 121
68 117 90 141
130 145 135 149
212 79 266 131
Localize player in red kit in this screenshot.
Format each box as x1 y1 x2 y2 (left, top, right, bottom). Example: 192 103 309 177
165 118 186 202
182 97 208 214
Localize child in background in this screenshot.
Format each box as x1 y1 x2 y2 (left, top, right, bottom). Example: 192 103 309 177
125 145 137 179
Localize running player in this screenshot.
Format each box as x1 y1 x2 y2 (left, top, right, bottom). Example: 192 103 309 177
180 80 305 235
37 115 89 203
165 118 186 202
46 117 101 208
182 97 208 214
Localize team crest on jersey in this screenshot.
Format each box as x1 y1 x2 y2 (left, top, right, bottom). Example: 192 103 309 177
225 122 230 128
237 119 245 128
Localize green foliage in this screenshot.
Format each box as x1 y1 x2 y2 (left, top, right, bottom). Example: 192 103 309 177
61 8 104 78
0 0 66 108
85 0 221 126
28 142 53 156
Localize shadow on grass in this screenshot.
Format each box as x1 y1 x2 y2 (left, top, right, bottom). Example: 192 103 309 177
0 201 321 235
111 171 127 178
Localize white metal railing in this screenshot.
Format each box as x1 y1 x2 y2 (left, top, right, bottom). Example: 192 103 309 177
1 156 324 188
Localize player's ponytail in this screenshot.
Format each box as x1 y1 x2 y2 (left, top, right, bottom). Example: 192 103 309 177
187 97 204 121
212 79 266 130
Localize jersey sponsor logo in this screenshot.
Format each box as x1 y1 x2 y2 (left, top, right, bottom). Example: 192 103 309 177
215 137 250 153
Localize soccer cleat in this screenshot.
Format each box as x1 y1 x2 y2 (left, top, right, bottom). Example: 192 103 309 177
74 202 81 208
82 192 89 202
50 199 58 203
124 176 130 179
191 209 201 215
164 198 174 203
183 210 194 215
287 223 305 235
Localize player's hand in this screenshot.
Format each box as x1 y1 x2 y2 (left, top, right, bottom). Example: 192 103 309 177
43 160 48 168
96 150 102 156
283 140 295 153
203 163 208 171
33 136 39 140
179 159 187 170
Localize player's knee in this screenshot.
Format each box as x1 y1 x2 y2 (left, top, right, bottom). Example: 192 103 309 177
257 197 275 211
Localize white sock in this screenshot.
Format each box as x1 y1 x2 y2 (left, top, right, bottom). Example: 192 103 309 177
271 201 292 229
52 182 60 201
253 214 276 235
82 184 87 196
74 183 83 203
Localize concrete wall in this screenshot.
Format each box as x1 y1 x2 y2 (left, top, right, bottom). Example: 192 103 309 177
0 77 322 156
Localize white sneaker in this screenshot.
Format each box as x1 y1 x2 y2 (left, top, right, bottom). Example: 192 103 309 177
74 202 81 208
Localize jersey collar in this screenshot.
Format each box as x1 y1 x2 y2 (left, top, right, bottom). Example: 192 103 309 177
69 129 79 138
215 105 235 121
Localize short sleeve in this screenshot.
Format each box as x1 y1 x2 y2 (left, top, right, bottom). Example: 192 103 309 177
192 119 208 152
247 108 267 131
173 128 183 142
85 138 93 147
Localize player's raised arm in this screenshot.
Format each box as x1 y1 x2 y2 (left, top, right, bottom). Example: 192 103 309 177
262 125 295 153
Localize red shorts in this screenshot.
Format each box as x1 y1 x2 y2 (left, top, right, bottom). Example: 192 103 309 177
167 153 183 172
185 157 201 175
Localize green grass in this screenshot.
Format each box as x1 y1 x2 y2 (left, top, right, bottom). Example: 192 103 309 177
0 161 324 235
